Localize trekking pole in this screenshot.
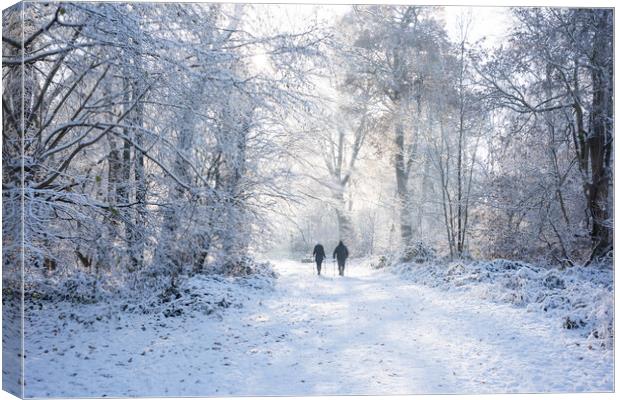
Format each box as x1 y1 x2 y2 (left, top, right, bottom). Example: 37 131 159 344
333 258 335 277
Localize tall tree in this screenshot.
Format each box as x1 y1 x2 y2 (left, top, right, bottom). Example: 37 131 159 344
474 8 613 263
341 6 450 247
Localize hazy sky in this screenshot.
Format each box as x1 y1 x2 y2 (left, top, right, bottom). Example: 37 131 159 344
443 6 512 45
274 4 513 47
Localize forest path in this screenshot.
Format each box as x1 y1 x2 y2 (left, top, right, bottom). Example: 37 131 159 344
232 259 611 395
25 259 612 397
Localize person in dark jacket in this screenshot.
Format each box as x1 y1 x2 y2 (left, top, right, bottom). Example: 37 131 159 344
333 241 349 276
312 243 326 275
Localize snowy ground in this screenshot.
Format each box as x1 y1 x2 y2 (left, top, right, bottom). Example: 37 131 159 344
24 259 613 397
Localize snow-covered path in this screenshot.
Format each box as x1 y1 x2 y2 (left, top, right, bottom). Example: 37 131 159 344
26 259 613 397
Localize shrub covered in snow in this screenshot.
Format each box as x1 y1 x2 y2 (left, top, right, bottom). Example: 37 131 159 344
21 269 123 305
370 242 437 269
22 257 278 325
213 256 278 278
400 241 436 263
370 255 390 269
391 259 613 348
137 259 278 318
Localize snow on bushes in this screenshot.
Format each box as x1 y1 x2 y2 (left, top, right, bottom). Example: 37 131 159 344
21 269 122 304
391 259 613 348
23 258 278 325
370 241 436 269
145 260 278 319
370 255 390 269
400 241 437 263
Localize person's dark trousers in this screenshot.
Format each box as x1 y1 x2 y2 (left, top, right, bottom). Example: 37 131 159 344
338 261 345 276
316 260 322 275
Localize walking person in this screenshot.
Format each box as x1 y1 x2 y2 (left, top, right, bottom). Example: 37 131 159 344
312 243 326 276
333 240 349 276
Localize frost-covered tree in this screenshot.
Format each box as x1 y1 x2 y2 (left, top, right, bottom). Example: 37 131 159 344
473 8 613 264
339 6 451 248
2 2 327 295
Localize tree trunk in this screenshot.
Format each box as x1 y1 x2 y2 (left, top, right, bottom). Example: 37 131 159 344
456 40 465 257
334 187 354 243
394 112 412 246
217 101 252 272
132 76 146 270
156 91 197 275
119 76 134 271
587 10 613 260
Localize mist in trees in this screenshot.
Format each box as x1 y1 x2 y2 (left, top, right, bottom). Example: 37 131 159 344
2 3 613 301
279 5 613 268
